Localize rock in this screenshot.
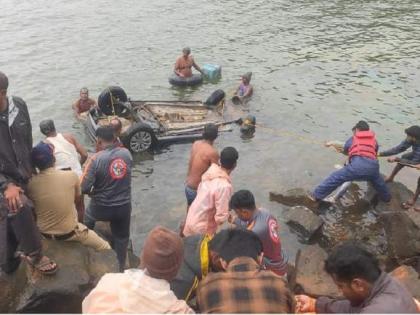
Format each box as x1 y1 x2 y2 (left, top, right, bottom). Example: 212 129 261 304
283 206 324 241
295 244 341 298
0 239 118 313
270 188 319 211
380 211 420 262
369 181 414 212
391 265 420 299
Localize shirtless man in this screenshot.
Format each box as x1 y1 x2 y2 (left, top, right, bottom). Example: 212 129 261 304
185 124 219 207
72 87 97 119
174 47 204 78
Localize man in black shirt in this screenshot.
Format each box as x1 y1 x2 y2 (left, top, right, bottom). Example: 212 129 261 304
0 71 57 275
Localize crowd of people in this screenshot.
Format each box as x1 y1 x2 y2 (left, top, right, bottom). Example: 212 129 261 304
1 65 420 314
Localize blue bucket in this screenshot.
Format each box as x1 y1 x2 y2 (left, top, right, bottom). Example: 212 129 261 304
202 64 222 80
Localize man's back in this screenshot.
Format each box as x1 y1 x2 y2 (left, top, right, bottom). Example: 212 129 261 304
81 145 132 207
28 168 79 234
197 257 294 313
184 164 232 236
186 140 219 190
235 209 287 275
46 133 82 176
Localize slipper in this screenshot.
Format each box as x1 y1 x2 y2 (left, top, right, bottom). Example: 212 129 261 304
401 201 414 210
23 255 58 275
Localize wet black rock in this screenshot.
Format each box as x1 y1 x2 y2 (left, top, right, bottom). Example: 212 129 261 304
0 240 118 313
270 188 319 211
391 265 420 300
283 206 324 241
380 210 420 263
295 244 341 299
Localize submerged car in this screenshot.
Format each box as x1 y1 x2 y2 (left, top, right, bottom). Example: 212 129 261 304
85 87 242 153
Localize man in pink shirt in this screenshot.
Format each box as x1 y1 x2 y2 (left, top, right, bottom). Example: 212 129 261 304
183 147 239 237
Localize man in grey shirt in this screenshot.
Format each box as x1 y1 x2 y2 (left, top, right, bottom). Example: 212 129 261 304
82 126 132 271
296 242 417 313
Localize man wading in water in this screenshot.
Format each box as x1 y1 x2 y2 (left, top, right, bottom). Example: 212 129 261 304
174 47 204 78
185 124 219 207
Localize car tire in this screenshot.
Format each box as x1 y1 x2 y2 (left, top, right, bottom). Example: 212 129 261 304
98 86 128 116
123 123 157 153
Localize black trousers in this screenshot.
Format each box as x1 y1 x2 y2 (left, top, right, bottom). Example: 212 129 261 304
0 194 42 273
84 202 131 272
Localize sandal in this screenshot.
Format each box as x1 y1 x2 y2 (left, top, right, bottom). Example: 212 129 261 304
22 255 58 275
401 200 414 210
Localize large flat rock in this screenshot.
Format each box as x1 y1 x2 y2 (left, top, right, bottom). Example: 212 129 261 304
295 245 341 298
0 239 118 313
380 211 420 262
283 206 323 241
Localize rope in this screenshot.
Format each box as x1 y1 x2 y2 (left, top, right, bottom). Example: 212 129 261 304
255 123 325 146
255 124 420 170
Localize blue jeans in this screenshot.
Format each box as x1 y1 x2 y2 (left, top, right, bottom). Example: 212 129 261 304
185 185 197 206
313 156 391 202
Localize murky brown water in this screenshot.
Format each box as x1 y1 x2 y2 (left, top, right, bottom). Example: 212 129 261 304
1 0 420 256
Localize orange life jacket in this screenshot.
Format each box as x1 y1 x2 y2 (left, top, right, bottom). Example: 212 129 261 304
348 130 377 160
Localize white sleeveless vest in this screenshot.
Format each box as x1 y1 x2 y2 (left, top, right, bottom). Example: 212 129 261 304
46 133 82 176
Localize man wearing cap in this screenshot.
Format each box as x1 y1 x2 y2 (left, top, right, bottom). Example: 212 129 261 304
40 119 87 177
81 126 133 272
82 226 193 314
27 142 111 251
0 71 57 275
196 229 295 313
174 47 204 78
378 125 420 184
310 121 391 204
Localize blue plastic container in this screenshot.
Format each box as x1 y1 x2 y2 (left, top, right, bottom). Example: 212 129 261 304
202 64 222 80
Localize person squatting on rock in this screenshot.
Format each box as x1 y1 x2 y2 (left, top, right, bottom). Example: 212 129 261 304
196 228 295 313
295 242 418 313
39 119 88 221
81 126 133 272
82 226 194 314
39 119 87 177
185 123 219 207
0 71 57 275
28 142 111 251
229 189 288 277
378 125 420 183
183 147 239 237
311 120 391 204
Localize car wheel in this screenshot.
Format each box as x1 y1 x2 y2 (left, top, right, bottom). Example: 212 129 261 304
124 124 157 153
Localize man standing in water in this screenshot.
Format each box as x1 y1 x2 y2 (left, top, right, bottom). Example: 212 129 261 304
0 71 57 275
72 87 97 119
185 124 219 207
174 47 204 78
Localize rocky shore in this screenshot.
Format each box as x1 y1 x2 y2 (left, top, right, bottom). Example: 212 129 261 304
271 180 420 300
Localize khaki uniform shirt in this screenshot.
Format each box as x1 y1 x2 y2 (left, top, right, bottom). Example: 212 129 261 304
28 168 80 234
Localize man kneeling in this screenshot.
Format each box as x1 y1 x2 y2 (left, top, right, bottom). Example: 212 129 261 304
28 142 110 251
